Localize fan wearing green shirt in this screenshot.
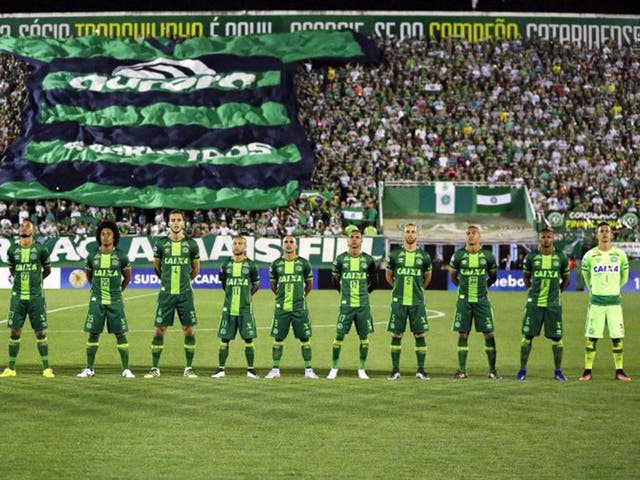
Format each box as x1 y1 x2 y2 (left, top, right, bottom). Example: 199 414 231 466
580 222 631 382
0 219 53 378
76 220 133 379
515 228 570 382
449 225 500 380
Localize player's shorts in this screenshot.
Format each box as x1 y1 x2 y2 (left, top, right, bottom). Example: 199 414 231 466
522 303 562 339
270 309 312 340
7 293 47 331
337 306 374 337
453 297 494 333
154 291 197 328
84 298 128 334
584 304 625 339
386 302 428 334
218 308 257 340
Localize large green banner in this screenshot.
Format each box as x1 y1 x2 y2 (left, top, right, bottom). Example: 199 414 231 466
0 12 638 46
0 235 385 268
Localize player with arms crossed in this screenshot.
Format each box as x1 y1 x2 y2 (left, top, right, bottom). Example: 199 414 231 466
212 235 260 379
145 210 200 378
0 220 54 378
580 222 631 382
327 228 377 380
265 235 318 379
515 228 570 381
449 225 501 380
77 220 134 378
386 223 432 381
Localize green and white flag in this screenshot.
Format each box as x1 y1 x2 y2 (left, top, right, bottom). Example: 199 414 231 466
435 181 455 214
476 187 512 213
343 208 363 221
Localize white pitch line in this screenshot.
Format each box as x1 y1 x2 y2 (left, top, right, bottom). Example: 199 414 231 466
0 293 157 326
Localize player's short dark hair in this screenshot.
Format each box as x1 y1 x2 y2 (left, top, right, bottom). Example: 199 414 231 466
96 220 120 246
539 227 554 234
596 221 610 231
169 209 185 219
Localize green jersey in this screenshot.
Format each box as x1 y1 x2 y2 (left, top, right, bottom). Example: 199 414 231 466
219 257 259 315
386 248 432 306
523 249 569 307
332 251 377 308
85 247 130 305
269 256 313 312
7 242 50 300
581 246 629 306
449 248 497 303
153 237 200 295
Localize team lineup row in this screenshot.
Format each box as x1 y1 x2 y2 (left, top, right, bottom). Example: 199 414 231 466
1 212 632 382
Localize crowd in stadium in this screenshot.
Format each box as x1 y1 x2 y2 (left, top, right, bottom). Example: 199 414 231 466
1 35 639 240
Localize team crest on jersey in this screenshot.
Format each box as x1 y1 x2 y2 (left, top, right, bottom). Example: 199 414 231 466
30 253 37 261
182 246 189 254
112 259 119 267
242 267 249 275
552 260 559 268
610 256 618 263
416 258 423 266
296 265 302 272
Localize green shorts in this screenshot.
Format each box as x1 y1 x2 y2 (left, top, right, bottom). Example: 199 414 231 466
218 309 257 340
386 303 428 334
585 304 625 339
337 306 374 337
84 298 128 334
522 303 562 339
7 294 48 331
270 309 312 340
154 291 197 328
453 297 494 333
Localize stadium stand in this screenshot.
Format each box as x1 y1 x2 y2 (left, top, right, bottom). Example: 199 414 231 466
0 35 638 240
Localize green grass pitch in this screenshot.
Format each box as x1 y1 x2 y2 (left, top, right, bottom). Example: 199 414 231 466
1 289 637 479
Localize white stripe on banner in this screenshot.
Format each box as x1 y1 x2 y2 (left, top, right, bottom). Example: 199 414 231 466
477 192 511 206
435 181 455 214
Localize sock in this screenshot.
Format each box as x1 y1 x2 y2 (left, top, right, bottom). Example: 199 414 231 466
184 335 196 368
551 339 563 370
457 337 469 371
8 335 21 369
359 338 369 369
612 340 623 370
86 333 100 370
484 337 497 371
272 340 284 368
116 335 129 370
35 334 50 369
415 336 427 369
390 337 402 369
244 341 255 369
520 337 532 369
332 335 344 369
151 335 164 368
301 340 312 368
585 339 597 370
218 341 229 368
